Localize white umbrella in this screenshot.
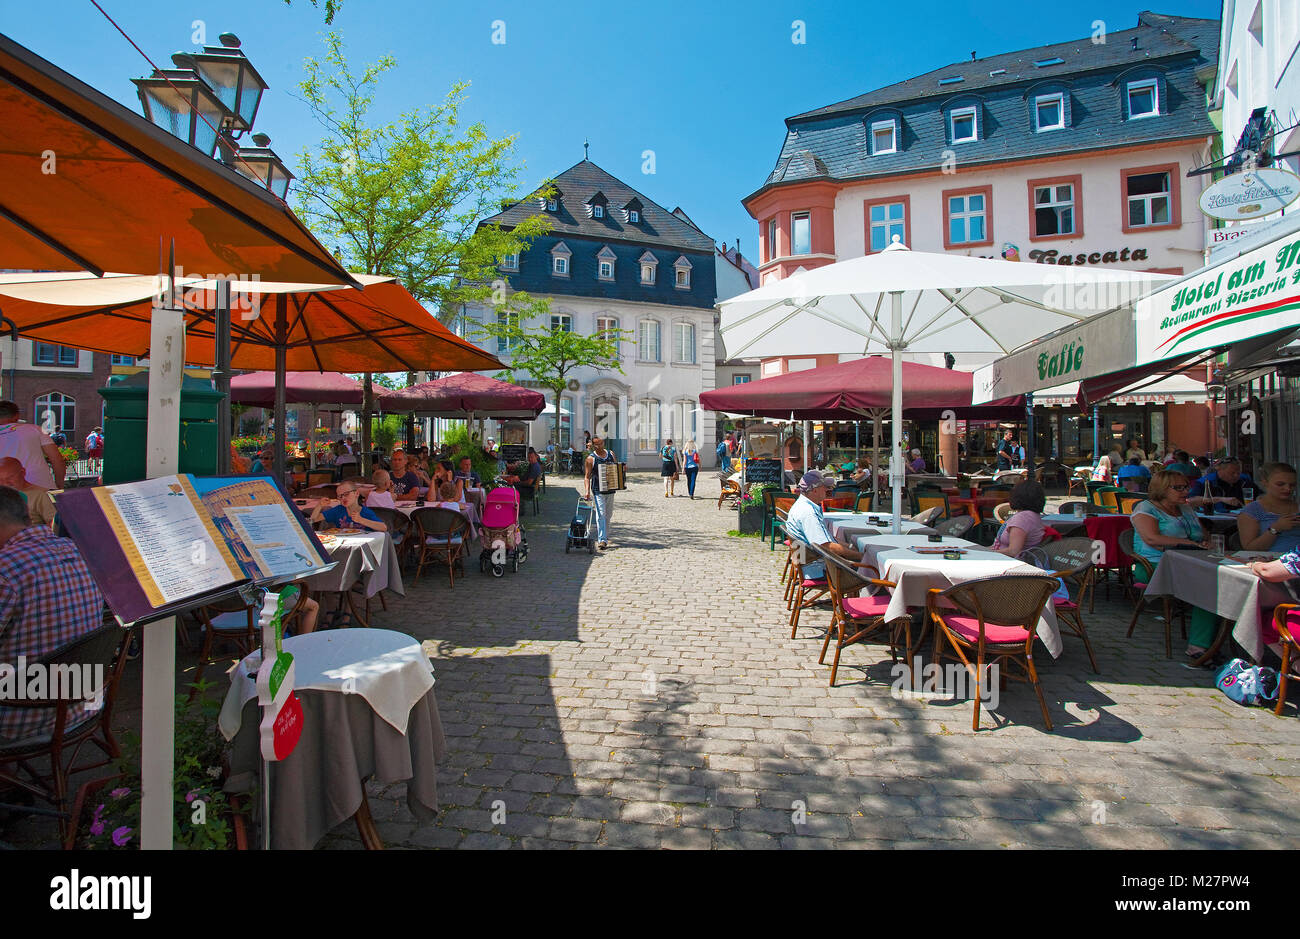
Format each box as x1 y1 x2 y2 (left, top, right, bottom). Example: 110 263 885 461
718 242 1172 532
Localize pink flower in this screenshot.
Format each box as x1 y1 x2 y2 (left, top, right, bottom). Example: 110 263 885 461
92 803 105 820
110 787 130 799
111 826 132 847
89 819 104 837
184 790 198 803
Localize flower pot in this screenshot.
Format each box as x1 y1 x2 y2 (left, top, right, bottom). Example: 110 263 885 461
738 504 765 535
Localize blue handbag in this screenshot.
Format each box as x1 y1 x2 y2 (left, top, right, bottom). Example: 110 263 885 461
1215 658 1280 706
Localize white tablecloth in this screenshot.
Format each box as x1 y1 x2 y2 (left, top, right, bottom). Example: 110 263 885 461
1144 550 1293 662
219 628 435 737
861 534 1064 657
307 530 403 598
825 513 932 545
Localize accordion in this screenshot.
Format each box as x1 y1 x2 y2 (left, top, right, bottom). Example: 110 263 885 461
595 461 627 494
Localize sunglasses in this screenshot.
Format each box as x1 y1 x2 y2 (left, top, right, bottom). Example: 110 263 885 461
1170 484 1189 491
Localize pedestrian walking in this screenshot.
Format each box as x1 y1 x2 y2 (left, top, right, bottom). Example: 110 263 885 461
660 438 678 497
716 436 732 474
584 436 617 550
682 440 700 499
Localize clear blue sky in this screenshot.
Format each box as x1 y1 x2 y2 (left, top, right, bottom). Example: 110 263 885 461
4 0 1222 261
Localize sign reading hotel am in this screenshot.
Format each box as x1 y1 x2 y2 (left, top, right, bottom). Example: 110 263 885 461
1135 227 1300 366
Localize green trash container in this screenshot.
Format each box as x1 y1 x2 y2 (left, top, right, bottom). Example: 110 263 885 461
98 373 227 484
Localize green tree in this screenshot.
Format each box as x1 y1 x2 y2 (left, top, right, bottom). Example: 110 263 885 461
294 32 551 459
474 293 625 447
284 0 343 23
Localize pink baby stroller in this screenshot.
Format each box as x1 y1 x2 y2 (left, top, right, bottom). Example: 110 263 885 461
478 486 529 576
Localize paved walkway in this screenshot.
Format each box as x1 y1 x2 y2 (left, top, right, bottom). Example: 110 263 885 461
326 470 1299 849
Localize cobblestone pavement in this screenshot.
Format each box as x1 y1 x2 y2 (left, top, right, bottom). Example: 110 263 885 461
319 470 1300 850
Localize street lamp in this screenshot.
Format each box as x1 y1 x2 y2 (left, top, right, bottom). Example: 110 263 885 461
222 133 294 201
174 33 267 133
132 68 230 158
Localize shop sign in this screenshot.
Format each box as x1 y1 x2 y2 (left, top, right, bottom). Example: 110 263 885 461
1026 247 1149 266
1135 225 1300 365
1199 167 1300 222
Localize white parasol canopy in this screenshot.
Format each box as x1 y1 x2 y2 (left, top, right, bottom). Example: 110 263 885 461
718 242 1173 532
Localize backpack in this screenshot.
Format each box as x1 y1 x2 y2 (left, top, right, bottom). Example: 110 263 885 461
1215 658 1280 707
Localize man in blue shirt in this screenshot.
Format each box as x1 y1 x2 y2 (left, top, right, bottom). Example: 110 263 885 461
455 455 482 489
308 481 387 532
1116 457 1151 490
783 471 864 578
1196 458 1251 512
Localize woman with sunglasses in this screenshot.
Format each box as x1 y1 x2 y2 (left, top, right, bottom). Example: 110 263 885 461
1130 470 1217 660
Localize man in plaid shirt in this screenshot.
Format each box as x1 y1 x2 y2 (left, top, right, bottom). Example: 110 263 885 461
0 486 105 741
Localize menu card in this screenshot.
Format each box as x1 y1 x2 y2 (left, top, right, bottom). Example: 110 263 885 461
53 474 331 625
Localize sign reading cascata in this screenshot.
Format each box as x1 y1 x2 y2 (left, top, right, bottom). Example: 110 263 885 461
1136 227 1300 365
1199 167 1300 222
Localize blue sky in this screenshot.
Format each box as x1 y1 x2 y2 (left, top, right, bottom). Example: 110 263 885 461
4 0 1221 261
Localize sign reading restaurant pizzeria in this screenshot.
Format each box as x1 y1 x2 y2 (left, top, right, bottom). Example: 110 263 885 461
1135 227 1300 366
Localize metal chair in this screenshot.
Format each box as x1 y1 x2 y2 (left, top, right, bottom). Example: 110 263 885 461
910 487 951 519
853 491 875 512
933 514 975 538
926 574 1061 730
411 507 470 587
809 544 902 686
0 619 131 848
1119 528 1184 658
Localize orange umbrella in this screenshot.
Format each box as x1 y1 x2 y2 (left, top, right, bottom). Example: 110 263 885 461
0 33 351 285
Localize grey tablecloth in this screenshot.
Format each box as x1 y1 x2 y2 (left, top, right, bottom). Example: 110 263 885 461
1144 550 1292 662
306 530 404 598
227 687 446 850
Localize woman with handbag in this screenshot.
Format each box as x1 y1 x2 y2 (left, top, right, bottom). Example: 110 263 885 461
682 440 700 500
660 439 678 497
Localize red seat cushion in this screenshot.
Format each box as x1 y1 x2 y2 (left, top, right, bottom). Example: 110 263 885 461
940 614 1031 645
1054 598 1078 610
801 577 827 588
842 594 891 619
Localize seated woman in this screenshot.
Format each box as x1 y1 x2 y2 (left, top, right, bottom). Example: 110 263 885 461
1130 470 1217 659
431 459 464 502
1238 462 1300 554
992 480 1048 557
410 454 433 489
308 481 387 532
366 469 397 509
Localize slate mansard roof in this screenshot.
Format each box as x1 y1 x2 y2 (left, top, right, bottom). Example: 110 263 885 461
749 12 1219 200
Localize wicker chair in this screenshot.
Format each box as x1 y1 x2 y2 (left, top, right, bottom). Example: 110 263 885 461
306 470 335 488
0 619 131 848
1119 528 1184 658
933 515 975 538
911 506 944 527
301 484 337 500
1022 537 1100 672
926 573 1061 730
1274 605 1299 717
994 502 1013 522
809 544 902 686
785 541 830 639
369 506 413 571
717 475 742 509
1067 467 1092 498
411 506 470 587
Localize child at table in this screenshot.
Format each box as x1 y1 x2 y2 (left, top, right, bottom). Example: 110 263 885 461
309 482 387 532
366 469 396 509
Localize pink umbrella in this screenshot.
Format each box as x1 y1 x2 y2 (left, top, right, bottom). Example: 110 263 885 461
377 372 545 419
229 370 381 406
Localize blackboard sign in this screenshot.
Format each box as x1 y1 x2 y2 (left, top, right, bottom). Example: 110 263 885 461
500 444 527 463
746 458 783 486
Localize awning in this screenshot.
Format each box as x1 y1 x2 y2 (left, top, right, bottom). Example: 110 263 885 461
0 33 354 284
229 371 385 407
376 372 545 419
1032 371 1208 407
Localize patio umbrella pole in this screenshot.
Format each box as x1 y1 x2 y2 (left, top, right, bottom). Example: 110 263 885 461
309 404 318 471
872 410 881 512
890 291 904 535
273 295 288 483
215 279 231 474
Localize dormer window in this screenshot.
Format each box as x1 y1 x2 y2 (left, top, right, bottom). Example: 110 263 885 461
546 198 559 212
639 250 658 285
623 198 644 224
673 256 692 289
499 252 519 271
949 106 978 143
871 120 897 155
593 204 604 218
629 210 640 223
586 191 609 220
550 241 571 277
1034 93 1064 132
1126 79 1158 119
597 245 617 282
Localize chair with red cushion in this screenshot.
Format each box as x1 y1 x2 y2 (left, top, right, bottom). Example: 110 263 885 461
1274 605 1299 717
1024 537 1099 672
1082 514 1134 611
1119 527 1185 658
926 573 1060 730
810 544 902 686
786 541 829 638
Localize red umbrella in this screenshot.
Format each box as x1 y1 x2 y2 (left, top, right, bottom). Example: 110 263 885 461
377 372 545 419
229 371 381 407
700 355 1019 419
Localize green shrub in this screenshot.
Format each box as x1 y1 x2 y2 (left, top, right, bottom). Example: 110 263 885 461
442 423 500 484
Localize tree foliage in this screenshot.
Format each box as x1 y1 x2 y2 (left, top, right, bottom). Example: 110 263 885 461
294 33 551 316
284 0 343 23
474 293 626 444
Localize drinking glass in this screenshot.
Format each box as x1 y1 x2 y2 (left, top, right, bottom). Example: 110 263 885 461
1243 487 1255 503
1209 534 1225 558
1073 503 1086 519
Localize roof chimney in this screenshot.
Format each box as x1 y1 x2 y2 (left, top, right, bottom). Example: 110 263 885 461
970 51 976 61
1131 37 1139 51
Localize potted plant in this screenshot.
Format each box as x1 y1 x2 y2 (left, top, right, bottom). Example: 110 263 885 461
737 483 775 535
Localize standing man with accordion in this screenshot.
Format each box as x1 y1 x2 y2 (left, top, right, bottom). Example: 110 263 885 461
584 436 625 551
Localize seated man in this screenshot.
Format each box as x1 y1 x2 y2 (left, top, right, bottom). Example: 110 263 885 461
387 448 425 499
1116 456 1152 492
503 448 544 499
454 455 482 490
308 481 388 532
0 457 56 527
1197 458 1251 512
906 449 927 474
1164 449 1197 479
0 486 106 742
783 471 865 579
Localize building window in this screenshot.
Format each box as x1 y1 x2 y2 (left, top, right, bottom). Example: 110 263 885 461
766 218 779 261
733 374 751 384
791 212 811 256
1126 79 1158 119
636 399 660 451
558 396 574 448
1123 167 1176 231
672 400 697 440
546 198 558 211
1028 175 1082 240
499 252 519 271
599 260 614 280
550 314 572 333
865 196 909 253
676 269 689 287
110 354 136 366
943 186 991 248
673 256 692 289
34 392 75 433
33 343 77 367
496 311 518 353
949 106 977 143
553 257 568 275
592 204 604 219
674 323 696 364
639 319 661 361
640 263 655 284
629 209 640 223
871 120 896 154
1034 93 1064 131
596 316 620 358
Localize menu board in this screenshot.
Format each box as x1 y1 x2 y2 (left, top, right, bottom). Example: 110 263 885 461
53 474 331 625
746 458 783 486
